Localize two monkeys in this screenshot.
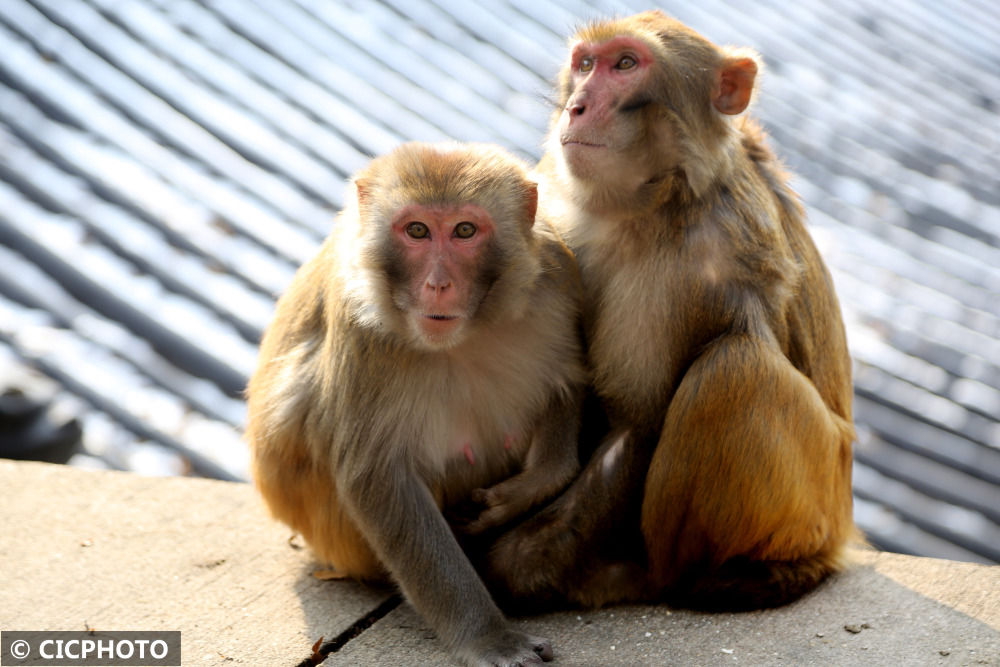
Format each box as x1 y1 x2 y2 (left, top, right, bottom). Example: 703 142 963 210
246 11 856 667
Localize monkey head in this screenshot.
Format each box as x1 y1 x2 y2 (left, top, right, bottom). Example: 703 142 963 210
549 10 760 199
341 143 542 351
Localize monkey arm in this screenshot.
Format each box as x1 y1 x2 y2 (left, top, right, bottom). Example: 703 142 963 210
463 386 584 534
334 453 551 664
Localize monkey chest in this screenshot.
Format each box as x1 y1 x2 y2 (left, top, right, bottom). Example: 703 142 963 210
588 281 676 418
583 246 726 424
402 360 548 484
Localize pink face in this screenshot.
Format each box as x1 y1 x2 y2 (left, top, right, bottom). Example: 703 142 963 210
391 202 496 346
560 36 655 151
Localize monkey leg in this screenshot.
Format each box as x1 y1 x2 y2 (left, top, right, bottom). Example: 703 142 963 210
484 429 654 610
641 333 855 610
252 446 384 581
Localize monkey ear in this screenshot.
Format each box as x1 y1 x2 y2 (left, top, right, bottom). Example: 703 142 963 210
713 55 758 115
523 182 538 229
354 178 371 206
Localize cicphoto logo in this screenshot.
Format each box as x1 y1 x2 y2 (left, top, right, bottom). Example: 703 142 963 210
1 631 180 666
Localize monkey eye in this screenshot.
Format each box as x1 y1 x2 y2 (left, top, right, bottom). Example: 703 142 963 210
579 57 594 72
405 222 430 239
454 222 477 239
615 55 637 70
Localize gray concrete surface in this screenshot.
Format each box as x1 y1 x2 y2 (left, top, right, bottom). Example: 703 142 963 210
1 460 997 666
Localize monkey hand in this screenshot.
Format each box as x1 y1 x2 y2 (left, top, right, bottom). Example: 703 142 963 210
462 461 578 535
459 484 531 535
453 625 553 666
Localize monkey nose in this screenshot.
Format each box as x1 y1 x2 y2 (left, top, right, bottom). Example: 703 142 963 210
425 279 452 293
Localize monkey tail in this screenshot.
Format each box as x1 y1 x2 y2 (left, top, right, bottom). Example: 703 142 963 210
665 549 847 612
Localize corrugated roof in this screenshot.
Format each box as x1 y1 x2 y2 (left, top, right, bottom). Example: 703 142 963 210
1 0 997 564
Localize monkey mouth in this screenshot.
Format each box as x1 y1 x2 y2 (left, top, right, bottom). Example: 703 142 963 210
562 139 605 148
418 314 463 342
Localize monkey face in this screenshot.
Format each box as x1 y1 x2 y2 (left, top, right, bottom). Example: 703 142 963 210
556 36 659 182
347 143 543 351
550 13 759 200
387 202 498 350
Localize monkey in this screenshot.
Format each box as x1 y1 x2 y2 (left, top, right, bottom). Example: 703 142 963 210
245 142 586 666
481 11 857 613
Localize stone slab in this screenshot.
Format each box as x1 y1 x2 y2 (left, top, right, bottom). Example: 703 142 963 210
326 550 1000 666
1 460 997 666
0 460 389 665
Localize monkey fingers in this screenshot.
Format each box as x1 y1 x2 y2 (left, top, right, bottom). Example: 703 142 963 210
454 627 553 667
445 493 497 537
462 470 562 535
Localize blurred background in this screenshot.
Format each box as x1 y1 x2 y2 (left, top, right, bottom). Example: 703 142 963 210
0 0 997 565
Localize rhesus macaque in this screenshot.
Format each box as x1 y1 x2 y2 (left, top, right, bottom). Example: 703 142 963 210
245 143 586 666
484 11 857 612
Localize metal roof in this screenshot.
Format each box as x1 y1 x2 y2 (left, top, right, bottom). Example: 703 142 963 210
1 0 997 564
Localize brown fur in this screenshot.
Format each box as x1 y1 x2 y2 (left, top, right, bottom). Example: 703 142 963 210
484 11 857 612
246 142 584 664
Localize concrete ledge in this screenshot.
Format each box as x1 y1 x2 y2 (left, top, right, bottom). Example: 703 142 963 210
1 460 997 666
